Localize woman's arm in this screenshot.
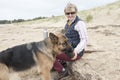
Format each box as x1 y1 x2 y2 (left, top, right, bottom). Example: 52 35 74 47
74 21 88 54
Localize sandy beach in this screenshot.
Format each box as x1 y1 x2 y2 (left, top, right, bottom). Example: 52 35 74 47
0 1 120 80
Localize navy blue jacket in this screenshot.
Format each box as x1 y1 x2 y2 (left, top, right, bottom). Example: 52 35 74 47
65 16 81 48
65 16 84 57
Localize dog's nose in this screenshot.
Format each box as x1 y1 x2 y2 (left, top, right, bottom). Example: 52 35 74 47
67 48 73 53
65 47 73 53
62 49 66 52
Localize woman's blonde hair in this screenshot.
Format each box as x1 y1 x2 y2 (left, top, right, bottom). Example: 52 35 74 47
64 3 78 13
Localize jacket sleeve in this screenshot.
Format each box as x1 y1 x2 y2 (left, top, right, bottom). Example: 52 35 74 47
74 21 88 54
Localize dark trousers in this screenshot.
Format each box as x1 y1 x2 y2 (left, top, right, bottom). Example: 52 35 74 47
53 50 84 72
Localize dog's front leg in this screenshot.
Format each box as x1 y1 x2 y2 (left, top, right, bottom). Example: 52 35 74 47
0 63 9 80
39 66 51 80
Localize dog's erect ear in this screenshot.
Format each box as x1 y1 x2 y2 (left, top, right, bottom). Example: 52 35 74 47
49 33 58 44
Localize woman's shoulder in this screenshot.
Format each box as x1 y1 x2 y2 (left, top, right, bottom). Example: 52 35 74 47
78 20 85 24
76 20 86 26
74 20 86 30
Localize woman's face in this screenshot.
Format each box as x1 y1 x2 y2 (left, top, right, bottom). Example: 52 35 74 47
65 11 76 21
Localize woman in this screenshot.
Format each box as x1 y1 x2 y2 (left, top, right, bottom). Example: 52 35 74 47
53 3 88 79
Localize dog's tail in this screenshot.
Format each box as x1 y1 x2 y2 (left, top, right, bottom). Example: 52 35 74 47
0 48 13 65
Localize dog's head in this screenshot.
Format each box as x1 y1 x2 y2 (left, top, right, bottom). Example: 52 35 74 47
49 33 73 55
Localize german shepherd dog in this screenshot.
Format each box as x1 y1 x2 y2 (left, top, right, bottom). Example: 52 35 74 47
0 32 73 80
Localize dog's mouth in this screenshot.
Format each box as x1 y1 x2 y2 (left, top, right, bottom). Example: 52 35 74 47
61 48 73 53
61 49 66 52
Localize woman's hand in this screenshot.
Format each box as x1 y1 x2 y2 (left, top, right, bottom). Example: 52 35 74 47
71 50 78 60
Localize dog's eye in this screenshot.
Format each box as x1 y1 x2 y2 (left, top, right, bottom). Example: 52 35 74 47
64 42 67 45
58 42 67 46
58 43 62 45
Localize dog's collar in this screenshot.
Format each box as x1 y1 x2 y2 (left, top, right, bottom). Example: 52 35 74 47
52 51 56 57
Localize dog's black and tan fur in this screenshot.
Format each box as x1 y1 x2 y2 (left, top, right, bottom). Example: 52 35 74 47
0 33 73 80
